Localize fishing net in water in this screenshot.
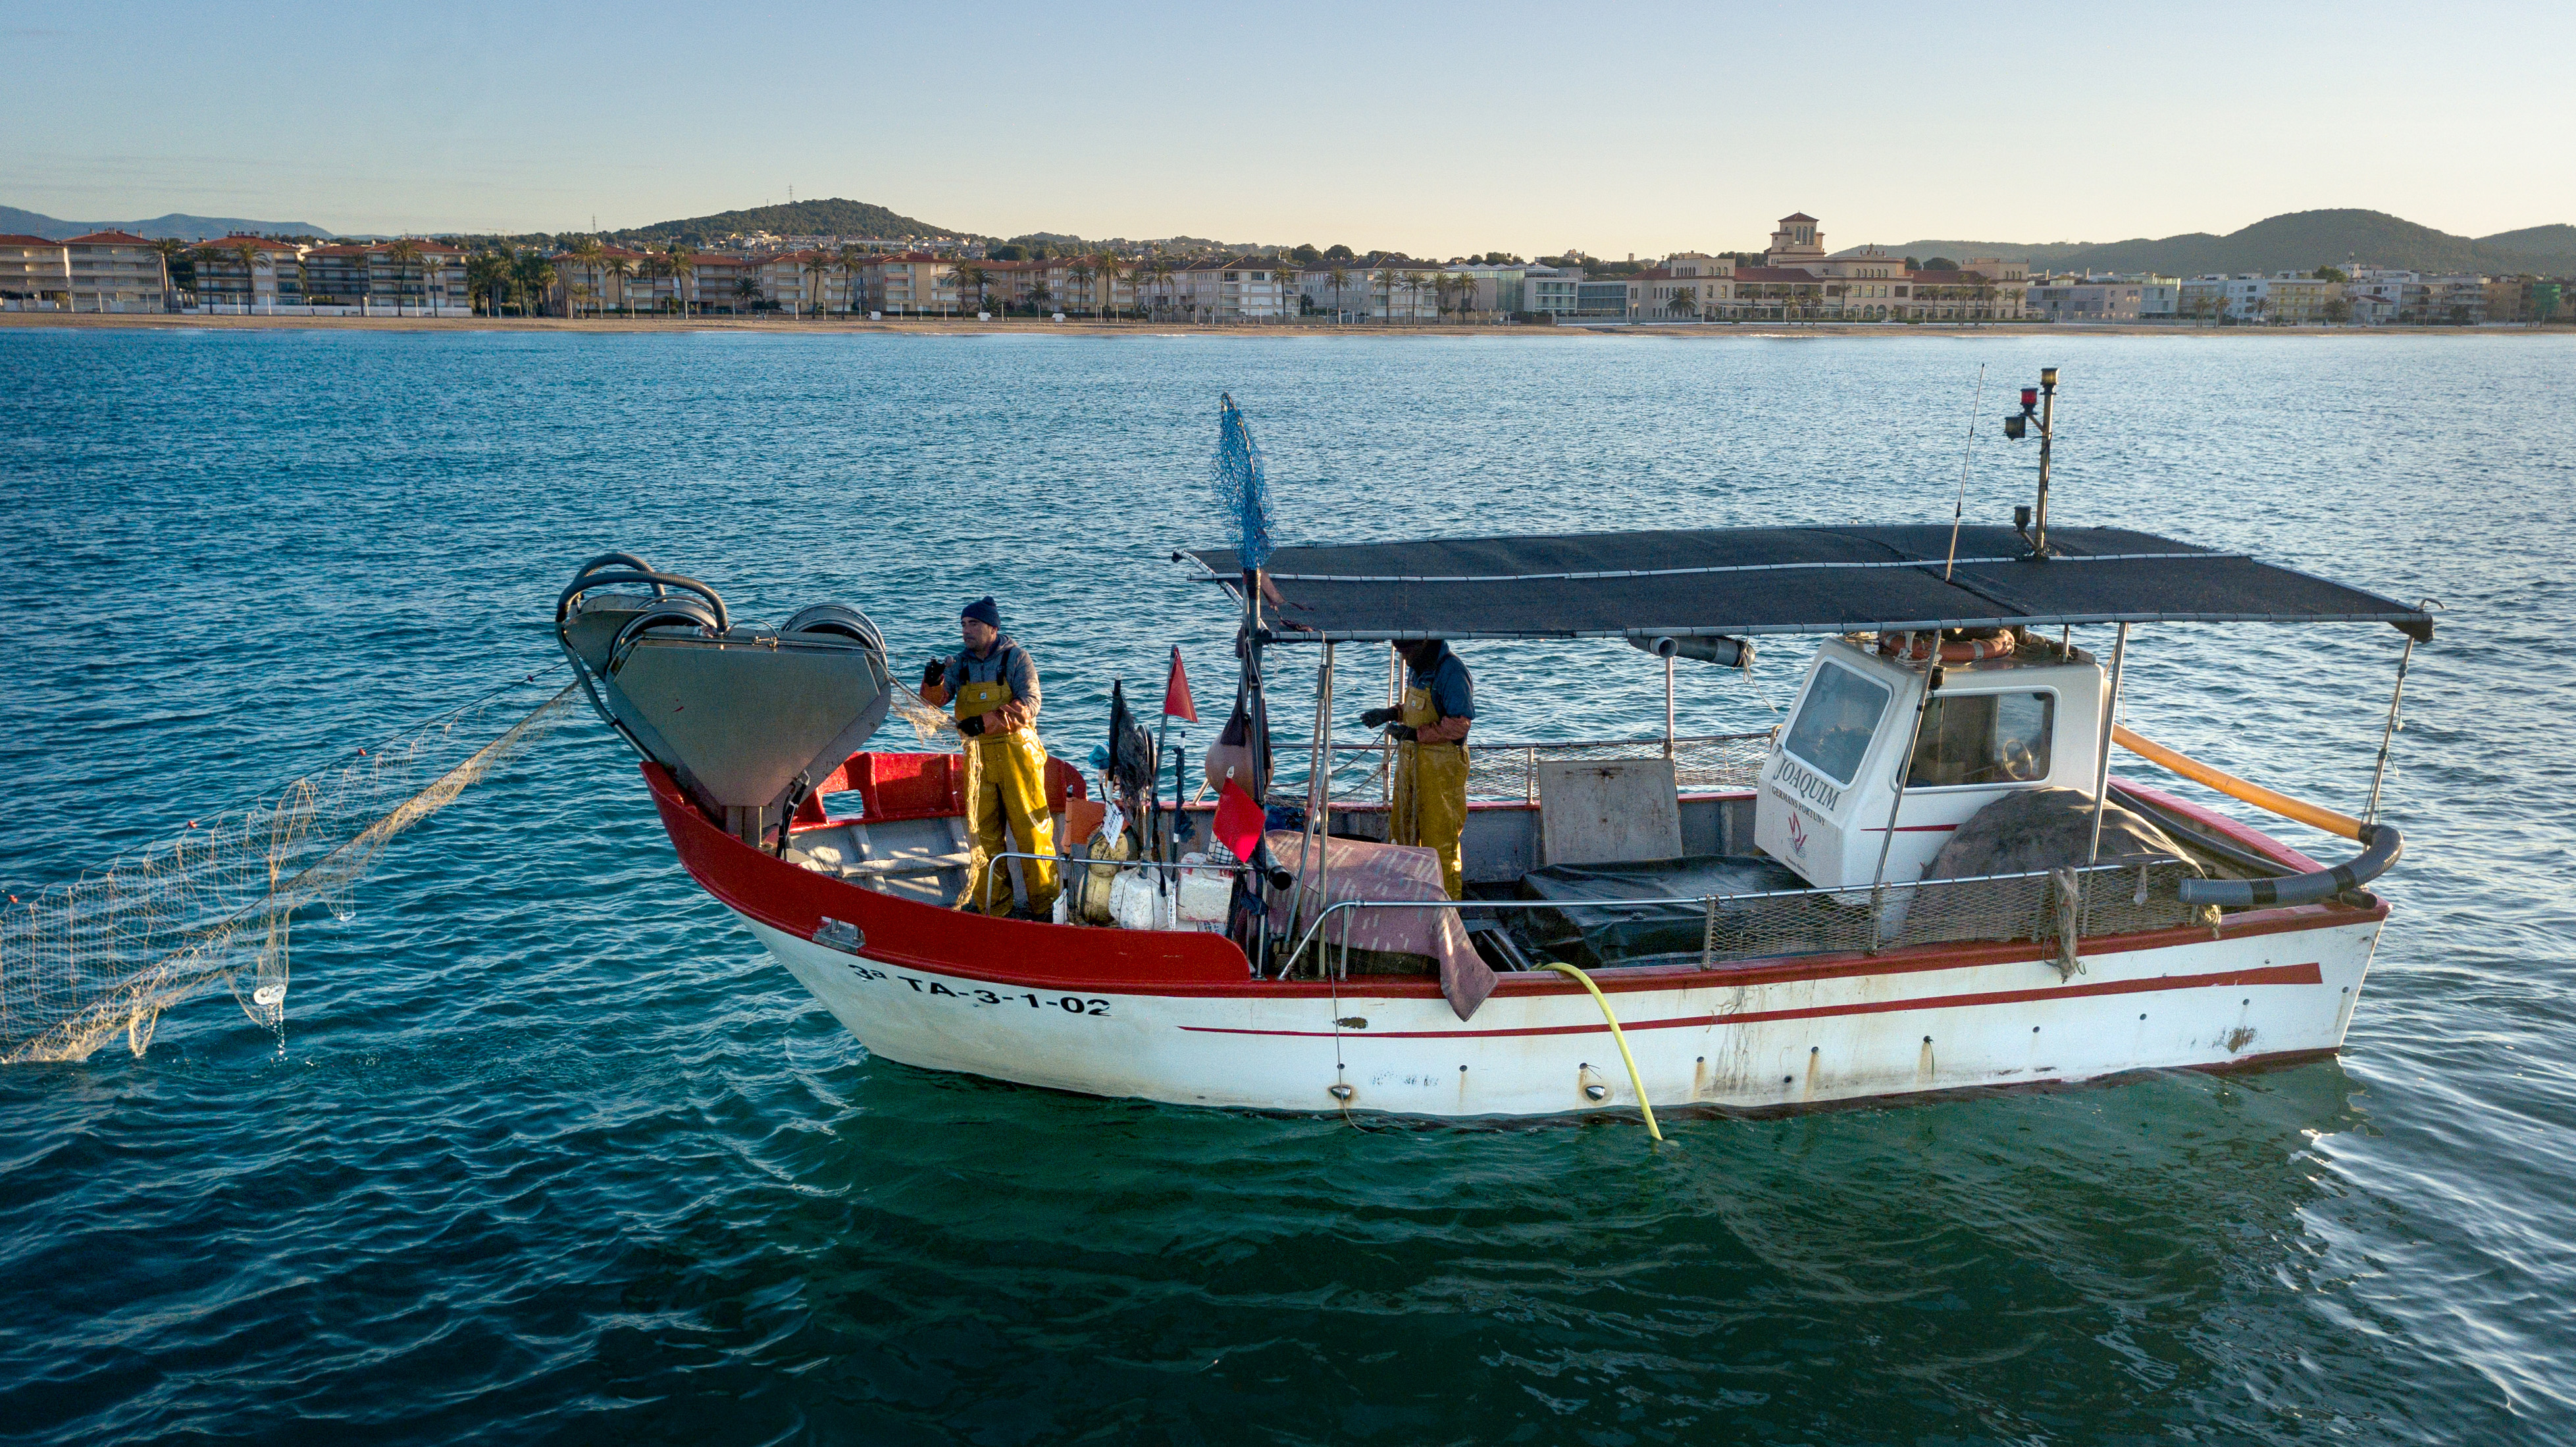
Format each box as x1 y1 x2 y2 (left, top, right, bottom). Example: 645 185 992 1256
0 679 579 1064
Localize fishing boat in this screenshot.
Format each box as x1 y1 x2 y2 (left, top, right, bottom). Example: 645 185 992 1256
555 381 2429 1122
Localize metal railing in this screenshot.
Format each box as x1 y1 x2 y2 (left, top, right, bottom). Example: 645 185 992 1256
1272 731 1777 806
1275 858 2209 980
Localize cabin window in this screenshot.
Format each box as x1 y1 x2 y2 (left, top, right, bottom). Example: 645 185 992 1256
1782 662 1892 786
1907 691 2054 788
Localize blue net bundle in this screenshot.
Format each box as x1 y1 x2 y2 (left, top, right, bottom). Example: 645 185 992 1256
1214 393 1274 571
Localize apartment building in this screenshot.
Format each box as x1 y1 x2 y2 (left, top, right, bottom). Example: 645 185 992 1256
758 250 860 314
1125 257 1293 320
2425 275 2487 324
62 231 169 311
0 234 69 308
2341 269 2419 325
1293 255 1443 321
369 243 467 313
869 252 956 315
2179 271 2334 324
2028 275 2180 321
1037 257 1133 316
193 236 307 309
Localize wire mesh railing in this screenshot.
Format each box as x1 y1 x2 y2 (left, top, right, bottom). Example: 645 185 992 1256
1288 731 1777 806
1281 857 2213 978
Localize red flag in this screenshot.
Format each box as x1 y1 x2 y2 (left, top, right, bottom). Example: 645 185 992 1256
1213 779 1264 864
1162 645 1198 722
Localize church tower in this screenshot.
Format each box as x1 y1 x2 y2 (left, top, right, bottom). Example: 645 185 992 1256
1766 213 1826 271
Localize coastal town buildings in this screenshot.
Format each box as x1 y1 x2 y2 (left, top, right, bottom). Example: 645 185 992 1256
869 252 957 314
193 236 307 309
2178 272 2334 325
0 234 70 309
62 231 169 311
2026 276 2181 321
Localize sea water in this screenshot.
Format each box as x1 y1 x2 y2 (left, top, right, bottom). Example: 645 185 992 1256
2 326 2571 1443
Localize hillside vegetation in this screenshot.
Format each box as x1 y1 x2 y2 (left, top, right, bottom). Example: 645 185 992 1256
1890 209 2576 277
612 198 959 246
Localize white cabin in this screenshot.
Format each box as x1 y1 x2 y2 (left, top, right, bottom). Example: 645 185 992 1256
1755 636 2105 889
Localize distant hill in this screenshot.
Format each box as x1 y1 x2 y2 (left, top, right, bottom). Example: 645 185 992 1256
1875 209 2576 278
0 205 336 240
613 198 962 245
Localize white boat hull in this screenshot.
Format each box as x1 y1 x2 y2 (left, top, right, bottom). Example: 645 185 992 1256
746 912 2378 1117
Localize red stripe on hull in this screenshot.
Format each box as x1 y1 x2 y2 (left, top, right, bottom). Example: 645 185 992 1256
1175 961 2325 1039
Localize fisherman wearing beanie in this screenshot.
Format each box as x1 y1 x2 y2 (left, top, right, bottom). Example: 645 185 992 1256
921 597 1057 916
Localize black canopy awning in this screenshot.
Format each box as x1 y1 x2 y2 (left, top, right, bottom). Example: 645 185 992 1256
1185 525 2433 643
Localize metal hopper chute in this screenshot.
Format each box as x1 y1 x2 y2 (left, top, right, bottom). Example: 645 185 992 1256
557 554 894 844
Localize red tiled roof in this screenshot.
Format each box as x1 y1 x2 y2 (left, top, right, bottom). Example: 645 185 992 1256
0 234 59 247
61 230 155 246
1733 267 1826 283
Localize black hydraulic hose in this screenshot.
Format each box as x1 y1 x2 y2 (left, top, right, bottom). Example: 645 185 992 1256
2178 823 2403 908
552 568 729 633
569 552 665 596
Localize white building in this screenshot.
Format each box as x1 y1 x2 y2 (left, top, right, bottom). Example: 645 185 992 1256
0 234 70 309
2028 275 2180 321
2178 271 2334 325
62 231 170 311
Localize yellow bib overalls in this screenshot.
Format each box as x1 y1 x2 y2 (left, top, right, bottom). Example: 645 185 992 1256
954 678 1058 916
1389 680 1469 900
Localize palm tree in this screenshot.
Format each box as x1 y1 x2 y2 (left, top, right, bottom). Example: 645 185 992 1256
467 251 507 315
1027 279 1052 317
802 251 835 317
187 245 222 311
734 275 761 314
386 238 425 317
1326 266 1351 321
1091 251 1125 317
837 244 869 315
511 252 555 316
665 242 699 317
1664 285 1697 320
1142 255 1175 319
229 238 263 313
569 238 605 318
148 236 189 310
605 253 638 315
1065 259 1095 316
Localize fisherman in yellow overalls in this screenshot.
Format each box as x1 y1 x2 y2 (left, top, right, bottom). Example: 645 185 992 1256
1360 638 1475 900
920 596 1058 917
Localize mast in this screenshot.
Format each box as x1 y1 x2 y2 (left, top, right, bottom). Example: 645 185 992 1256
2032 365 2058 555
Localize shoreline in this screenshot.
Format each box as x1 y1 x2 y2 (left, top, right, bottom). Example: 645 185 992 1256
0 311 2558 340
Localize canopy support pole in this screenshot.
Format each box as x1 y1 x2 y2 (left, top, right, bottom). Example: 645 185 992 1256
1664 656 1676 760
2085 623 2131 864
2363 634 2414 826
1868 664 1941 951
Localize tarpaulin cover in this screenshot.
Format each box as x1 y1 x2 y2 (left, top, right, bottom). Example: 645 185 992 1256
1516 855 1809 967
1264 832 1495 1019
1187 525 2433 643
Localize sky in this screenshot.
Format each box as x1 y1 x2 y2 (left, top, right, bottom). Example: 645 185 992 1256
6 0 2571 254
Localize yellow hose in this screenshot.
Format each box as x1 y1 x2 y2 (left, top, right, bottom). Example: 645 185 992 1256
2111 725 2363 841
1539 962 1664 1142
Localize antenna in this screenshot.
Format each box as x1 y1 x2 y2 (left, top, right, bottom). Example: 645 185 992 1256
1944 364 1986 580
